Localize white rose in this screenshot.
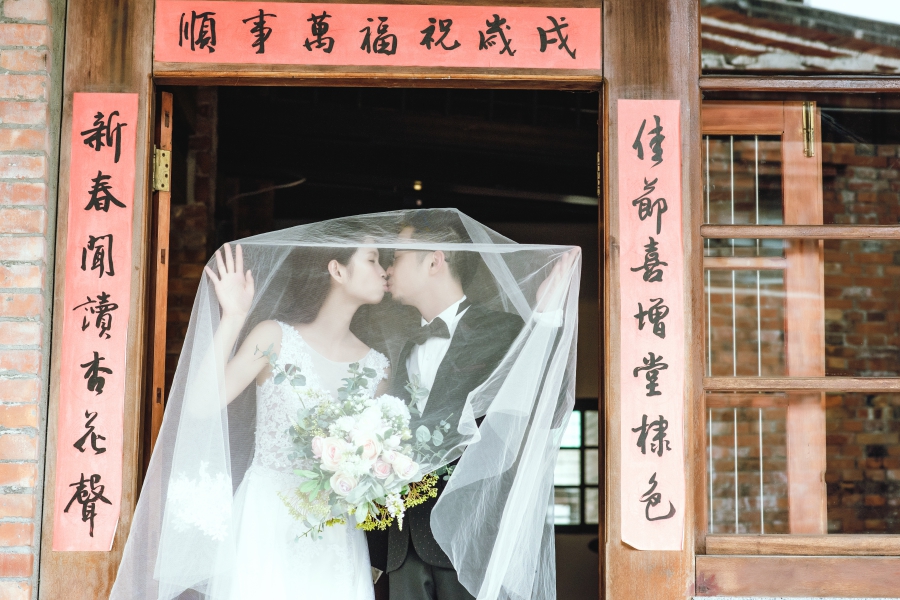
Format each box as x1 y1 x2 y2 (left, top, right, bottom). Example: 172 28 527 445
373 458 393 479
320 437 348 472
391 453 419 480
384 435 401 450
353 432 383 463
330 471 358 497
381 449 398 464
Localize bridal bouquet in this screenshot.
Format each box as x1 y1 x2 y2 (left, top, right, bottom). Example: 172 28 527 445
258 346 451 537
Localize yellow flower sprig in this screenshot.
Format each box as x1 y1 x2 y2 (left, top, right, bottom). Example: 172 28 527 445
356 473 439 532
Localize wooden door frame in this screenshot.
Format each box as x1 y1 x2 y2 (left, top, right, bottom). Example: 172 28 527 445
40 0 605 598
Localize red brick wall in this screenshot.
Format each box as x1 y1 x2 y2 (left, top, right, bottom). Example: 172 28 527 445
0 0 52 596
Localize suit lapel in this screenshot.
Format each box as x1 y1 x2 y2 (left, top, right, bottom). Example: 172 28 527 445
421 307 483 417
391 340 415 401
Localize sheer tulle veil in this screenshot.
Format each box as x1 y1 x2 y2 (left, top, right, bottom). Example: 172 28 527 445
110 208 580 600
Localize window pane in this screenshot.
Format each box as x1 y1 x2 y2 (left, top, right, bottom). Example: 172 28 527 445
703 135 783 226
702 2 900 75
585 449 599 485
826 392 900 533
554 449 581 486
553 488 581 525
707 400 789 534
704 115 900 226
707 392 900 534
560 411 581 448
705 238 900 377
585 488 600 525
584 410 599 446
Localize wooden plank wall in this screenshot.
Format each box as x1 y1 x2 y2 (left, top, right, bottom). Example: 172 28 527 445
603 0 702 598
38 0 154 596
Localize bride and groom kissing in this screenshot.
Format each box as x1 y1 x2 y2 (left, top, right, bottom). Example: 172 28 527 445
112 211 578 600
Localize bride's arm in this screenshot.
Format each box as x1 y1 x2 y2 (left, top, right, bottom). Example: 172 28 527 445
204 243 275 404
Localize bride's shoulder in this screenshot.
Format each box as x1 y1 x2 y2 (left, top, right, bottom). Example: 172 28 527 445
243 319 286 349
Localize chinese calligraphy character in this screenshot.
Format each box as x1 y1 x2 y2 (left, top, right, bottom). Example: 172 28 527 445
80 351 112 395
640 472 676 522
360 17 397 55
537 16 575 59
420 18 460 51
632 177 668 235
630 237 667 283
631 115 665 167
242 9 276 54
80 234 114 278
73 292 119 339
73 410 106 455
635 297 668 339
479 14 515 56
632 352 669 397
80 112 127 164
179 11 217 53
84 171 125 212
304 11 335 53
632 414 671 457
64 473 112 537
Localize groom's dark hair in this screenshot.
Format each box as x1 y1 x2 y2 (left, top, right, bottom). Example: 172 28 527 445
400 212 476 288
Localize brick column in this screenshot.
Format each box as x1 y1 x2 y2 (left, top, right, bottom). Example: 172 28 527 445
0 0 55 597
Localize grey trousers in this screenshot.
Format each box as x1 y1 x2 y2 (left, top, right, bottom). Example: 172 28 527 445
388 541 475 600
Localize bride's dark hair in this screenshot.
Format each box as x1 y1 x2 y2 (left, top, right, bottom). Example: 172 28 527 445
274 246 358 324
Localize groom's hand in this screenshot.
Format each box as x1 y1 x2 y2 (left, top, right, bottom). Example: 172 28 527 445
535 248 579 312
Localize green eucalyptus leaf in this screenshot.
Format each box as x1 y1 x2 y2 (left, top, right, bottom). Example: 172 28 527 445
295 469 319 479
416 426 431 443
299 480 318 494
274 373 286 385
432 430 444 446
363 368 377 378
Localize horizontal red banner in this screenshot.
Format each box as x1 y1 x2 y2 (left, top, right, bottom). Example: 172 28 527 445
155 1 601 70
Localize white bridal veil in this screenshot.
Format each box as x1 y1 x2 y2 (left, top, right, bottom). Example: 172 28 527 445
111 209 581 600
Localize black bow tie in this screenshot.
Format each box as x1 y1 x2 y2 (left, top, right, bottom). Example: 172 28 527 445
409 299 472 346
409 317 451 346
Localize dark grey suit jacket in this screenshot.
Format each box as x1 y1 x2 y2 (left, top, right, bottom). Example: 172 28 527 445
366 304 524 572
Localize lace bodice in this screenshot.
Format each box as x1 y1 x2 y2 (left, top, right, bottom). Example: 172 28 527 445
253 321 389 474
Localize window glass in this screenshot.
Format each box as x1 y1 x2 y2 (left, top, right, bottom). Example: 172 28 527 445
705 239 900 377
702 1 900 75
706 392 900 534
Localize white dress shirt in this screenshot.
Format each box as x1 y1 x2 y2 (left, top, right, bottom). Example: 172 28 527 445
406 295 470 413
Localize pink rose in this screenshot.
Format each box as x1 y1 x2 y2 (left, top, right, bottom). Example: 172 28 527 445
320 437 348 472
373 458 393 479
330 471 358 497
311 436 325 459
391 454 419 480
353 432 383 463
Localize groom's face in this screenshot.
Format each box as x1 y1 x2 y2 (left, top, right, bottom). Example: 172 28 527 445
386 227 431 307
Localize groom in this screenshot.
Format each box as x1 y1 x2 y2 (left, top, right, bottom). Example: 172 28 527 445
369 212 524 600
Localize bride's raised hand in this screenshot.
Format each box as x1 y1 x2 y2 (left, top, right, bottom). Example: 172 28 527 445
205 243 255 320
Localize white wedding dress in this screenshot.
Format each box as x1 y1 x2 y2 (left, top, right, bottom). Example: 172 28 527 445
210 321 388 600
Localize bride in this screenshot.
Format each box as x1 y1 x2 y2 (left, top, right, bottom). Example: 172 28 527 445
206 242 387 599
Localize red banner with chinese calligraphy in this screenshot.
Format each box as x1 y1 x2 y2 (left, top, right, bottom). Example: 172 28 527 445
618 100 685 551
154 1 600 71
52 93 138 551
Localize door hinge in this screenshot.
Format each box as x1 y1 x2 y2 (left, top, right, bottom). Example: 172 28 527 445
153 146 171 192
802 101 816 158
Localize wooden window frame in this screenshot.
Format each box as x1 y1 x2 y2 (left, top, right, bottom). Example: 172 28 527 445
698 91 900 593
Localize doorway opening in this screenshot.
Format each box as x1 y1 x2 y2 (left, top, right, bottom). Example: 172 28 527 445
155 85 601 599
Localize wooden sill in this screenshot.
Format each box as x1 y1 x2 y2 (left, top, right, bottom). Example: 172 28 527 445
706 534 900 556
